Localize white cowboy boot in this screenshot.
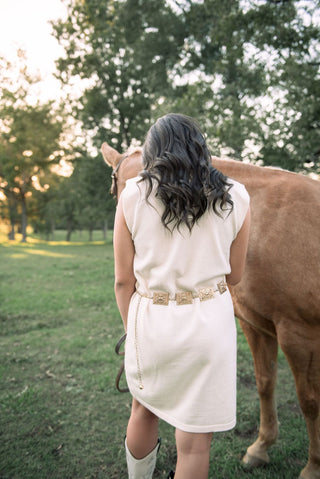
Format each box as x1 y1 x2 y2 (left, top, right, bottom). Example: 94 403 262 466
125 438 161 479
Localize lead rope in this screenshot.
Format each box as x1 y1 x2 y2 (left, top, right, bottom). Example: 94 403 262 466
115 294 145 392
115 334 129 393
238 316 277 339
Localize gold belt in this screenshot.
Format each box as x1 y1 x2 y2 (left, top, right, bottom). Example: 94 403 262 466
137 280 227 306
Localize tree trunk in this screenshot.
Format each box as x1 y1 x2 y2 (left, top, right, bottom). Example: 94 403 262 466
66 220 72 241
51 219 55 241
103 219 108 240
8 220 15 240
6 192 18 240
20 194 27 243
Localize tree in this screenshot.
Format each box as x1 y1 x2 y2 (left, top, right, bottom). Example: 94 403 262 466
52 0 185 150
55 174 80 242
53 0 320 173
235 0 320 172
71 152 115 241
0 54 64 241
0 188 19 240
166 0 319 169
29 173 64 241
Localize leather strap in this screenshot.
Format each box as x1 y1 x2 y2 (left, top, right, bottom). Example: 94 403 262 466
115 334 129 393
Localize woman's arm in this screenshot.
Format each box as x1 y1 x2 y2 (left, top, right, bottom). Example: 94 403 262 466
113 195 136 331
226 208 251 286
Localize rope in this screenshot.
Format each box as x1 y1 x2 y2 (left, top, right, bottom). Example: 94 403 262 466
115 334 129 393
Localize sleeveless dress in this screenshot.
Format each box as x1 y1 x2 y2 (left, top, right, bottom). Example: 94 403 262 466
121 176 250 433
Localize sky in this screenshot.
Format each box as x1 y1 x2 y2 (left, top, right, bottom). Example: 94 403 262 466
0 0 68 100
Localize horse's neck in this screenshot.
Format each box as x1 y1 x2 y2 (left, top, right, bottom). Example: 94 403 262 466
212 158 264 185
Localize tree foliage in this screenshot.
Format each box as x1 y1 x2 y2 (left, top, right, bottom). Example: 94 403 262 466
0 55 64 241
53 0 320 173
53 0 185 150
64 153 115 241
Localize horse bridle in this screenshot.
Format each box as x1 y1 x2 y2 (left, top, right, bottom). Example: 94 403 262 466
110 153 129 199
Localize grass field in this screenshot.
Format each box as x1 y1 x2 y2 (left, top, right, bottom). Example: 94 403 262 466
0 226 308 478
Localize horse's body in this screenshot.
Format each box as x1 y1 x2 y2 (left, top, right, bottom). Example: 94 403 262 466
102 143 320 479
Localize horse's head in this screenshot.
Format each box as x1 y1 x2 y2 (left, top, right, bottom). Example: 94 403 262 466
101 142 143 200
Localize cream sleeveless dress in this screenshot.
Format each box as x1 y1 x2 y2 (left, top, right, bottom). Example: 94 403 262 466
121 176 250 433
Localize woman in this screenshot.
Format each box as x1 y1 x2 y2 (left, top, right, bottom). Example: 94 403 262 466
113 113 250 479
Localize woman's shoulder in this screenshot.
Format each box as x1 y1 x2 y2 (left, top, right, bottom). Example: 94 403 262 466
226 179 250 235
121 176 143 199
227 178 250 203
124 175 141 189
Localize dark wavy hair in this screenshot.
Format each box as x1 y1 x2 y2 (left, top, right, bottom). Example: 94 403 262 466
140 113 233 232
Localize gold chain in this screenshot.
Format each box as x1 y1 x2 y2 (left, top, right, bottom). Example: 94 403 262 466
134 294 144 390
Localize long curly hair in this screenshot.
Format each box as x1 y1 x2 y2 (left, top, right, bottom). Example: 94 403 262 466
140 113 233 232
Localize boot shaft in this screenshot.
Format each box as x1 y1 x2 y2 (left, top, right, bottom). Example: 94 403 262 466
125 438 161 479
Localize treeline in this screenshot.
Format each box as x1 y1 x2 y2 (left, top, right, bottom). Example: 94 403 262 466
30 154 115 242
1 0 319 241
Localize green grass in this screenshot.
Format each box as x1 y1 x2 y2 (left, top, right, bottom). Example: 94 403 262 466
0 228 308 478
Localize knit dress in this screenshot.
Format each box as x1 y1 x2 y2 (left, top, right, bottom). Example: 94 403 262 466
121 176 250 433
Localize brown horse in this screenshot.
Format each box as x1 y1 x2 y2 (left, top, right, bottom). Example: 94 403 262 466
101 142 320 479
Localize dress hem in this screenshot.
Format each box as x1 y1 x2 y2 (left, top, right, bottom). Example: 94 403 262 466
130 392 236 433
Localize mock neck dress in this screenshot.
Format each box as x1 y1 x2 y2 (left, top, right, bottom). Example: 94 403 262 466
121 176 250 433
